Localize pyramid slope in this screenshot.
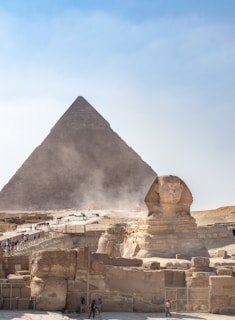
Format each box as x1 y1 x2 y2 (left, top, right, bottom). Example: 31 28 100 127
0 97 157 210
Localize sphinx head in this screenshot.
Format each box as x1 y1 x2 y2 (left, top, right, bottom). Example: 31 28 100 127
145 175 193 216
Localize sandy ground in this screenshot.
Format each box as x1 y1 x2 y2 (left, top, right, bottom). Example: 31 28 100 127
0 311 234 320
0 208 234 320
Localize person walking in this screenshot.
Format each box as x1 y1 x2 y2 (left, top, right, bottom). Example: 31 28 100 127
97 297 102 313
96 297 102 319
165 299 172 317
80 296 86 313
89 299 97 319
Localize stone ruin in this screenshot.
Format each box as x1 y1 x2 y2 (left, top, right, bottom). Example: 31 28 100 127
0 175 234 315
97 175 209 259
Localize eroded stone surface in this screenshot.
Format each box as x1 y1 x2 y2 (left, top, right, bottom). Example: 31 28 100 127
31 250 76 279
98 175 208 259
145 175 192 216
30 276 67 311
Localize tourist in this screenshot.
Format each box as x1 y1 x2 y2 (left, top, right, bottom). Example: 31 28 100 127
80 296 86 313
10 240 15 254
89 299 97 319
96 297 102 313
165 299 172 317
5 239 10 255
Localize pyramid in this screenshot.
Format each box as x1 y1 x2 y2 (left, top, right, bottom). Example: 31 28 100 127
0 96 157 210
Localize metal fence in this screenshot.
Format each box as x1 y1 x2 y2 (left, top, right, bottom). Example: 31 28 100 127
165 287 209 312
0 282 35 310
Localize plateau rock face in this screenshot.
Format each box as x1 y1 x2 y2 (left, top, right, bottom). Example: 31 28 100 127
0 96 156 210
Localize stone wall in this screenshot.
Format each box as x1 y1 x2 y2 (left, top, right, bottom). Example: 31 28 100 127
0 223 17 233
1 248 235 314
29 248 186 312
198 223 235 240
209 276 235 314
3 256 29 276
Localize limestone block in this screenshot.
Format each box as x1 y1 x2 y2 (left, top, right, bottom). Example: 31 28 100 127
209 275 234 290
66 291 82 312
7 274 28 283
87 273 107 293
191 257 210 268
71 277 87 291
163 270 186 287
30 276 67 311
111 257 142 267
189 287 209 300
142 261 160 270
219 307 235 315
97 224 127 257
15 270 30 276
67 279 75 292
187 272 210 287
105 266 164 294
192 272 210 279
164 260 190 270
91 260 105 273
217 250 229 259
209 275 235 314
91 253 111 265
133 295 164 312
97 293 133 312
216 267 233 276
176 254 190 260
31 250 76 279
210 259 235 268
92 253 142 268
76 247 90 270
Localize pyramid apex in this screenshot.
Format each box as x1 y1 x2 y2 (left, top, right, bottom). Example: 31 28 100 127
52 96 110 131
73 96 87 103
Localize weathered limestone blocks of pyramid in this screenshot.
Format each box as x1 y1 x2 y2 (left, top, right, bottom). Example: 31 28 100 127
0 96 156 211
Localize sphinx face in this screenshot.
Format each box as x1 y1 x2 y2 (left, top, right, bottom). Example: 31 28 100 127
158 181 183 204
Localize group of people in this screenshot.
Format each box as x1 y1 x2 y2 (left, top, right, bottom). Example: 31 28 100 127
79 297 171 318
80 297 102 319
0 235 29 255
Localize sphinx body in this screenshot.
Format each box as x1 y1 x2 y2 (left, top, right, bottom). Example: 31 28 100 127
97 175 209 259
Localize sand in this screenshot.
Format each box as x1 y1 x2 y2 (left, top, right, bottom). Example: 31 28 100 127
0 311 234 320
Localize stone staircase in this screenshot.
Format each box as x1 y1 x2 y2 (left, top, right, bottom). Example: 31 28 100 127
10 233 73 256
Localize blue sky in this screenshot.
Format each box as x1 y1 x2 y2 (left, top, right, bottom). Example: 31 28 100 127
0 0 234 211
